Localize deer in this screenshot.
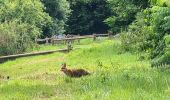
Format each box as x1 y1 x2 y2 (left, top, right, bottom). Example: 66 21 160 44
60 63 90 77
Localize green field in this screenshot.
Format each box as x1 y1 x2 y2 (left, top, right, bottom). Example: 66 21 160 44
0 38 170 100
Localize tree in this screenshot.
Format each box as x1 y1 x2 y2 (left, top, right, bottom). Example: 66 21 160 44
105 0 149 34
0 0 51 55
41 0 71 37
66 0 112 35
120 2 170 66
0 0 51 32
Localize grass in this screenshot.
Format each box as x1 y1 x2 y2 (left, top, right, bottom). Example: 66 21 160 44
30 38 95 53
0 38 170 100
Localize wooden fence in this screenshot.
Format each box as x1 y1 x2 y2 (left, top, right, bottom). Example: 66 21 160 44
0 49 68 63
0 34 111 63
36 34 110 45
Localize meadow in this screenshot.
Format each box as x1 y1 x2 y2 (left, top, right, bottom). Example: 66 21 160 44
0 38 170 100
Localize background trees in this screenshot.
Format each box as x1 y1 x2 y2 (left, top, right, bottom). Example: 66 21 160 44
104 0 149 34
41 0 70 37
66 0 112 35
0 0 51 31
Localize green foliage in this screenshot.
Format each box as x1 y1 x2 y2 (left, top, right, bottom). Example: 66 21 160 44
152 35 170 66
164 35 170 45
0 21 38 55
105 0 149 33
66 0 111 35
0 0 51 55
41 0 70 21
0 0 51 30
152 51 170 66
150 0 170 7
41 0 71 37
148 6 170 60
150 0 165 6
120 10 154 52
121 5 170 66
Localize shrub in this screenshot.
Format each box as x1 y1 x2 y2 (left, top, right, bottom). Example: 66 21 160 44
121 6 170 67
120 10 154 52
0 0 52 55
152 51 170 67
164 35 170 45
0 0 51 29
152 35 170 66
0 21 39 55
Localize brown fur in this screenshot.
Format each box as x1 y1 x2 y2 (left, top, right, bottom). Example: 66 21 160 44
61 63 90 77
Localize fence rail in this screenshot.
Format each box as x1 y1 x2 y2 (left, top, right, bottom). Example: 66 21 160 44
52 35 93 41
36 34 110 44
0 49 68 63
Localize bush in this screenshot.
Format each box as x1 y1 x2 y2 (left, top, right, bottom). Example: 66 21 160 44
121 6 170 67
152 51 170 67
120 10 154 52
0 0 51 29
152 35 170 66
164 35 170 45
0 21 39 55
0 0 52 55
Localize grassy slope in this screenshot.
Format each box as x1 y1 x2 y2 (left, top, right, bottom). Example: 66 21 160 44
0 39 170 100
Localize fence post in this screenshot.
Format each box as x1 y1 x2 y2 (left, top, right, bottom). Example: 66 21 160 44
77 34 80 44
51 37 54 45
45 37 49 45
35 38 37 43
108 31 112 39
67 40 73 52
93 34 97 41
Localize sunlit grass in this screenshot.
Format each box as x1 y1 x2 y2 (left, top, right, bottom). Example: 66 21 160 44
0 38 170 100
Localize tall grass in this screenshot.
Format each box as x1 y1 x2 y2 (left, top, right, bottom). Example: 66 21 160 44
0 39 170 100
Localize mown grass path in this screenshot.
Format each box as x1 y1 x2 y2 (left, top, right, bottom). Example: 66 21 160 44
0 39 170 100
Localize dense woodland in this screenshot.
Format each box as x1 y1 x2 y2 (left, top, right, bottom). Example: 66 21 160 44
0 0 169 67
